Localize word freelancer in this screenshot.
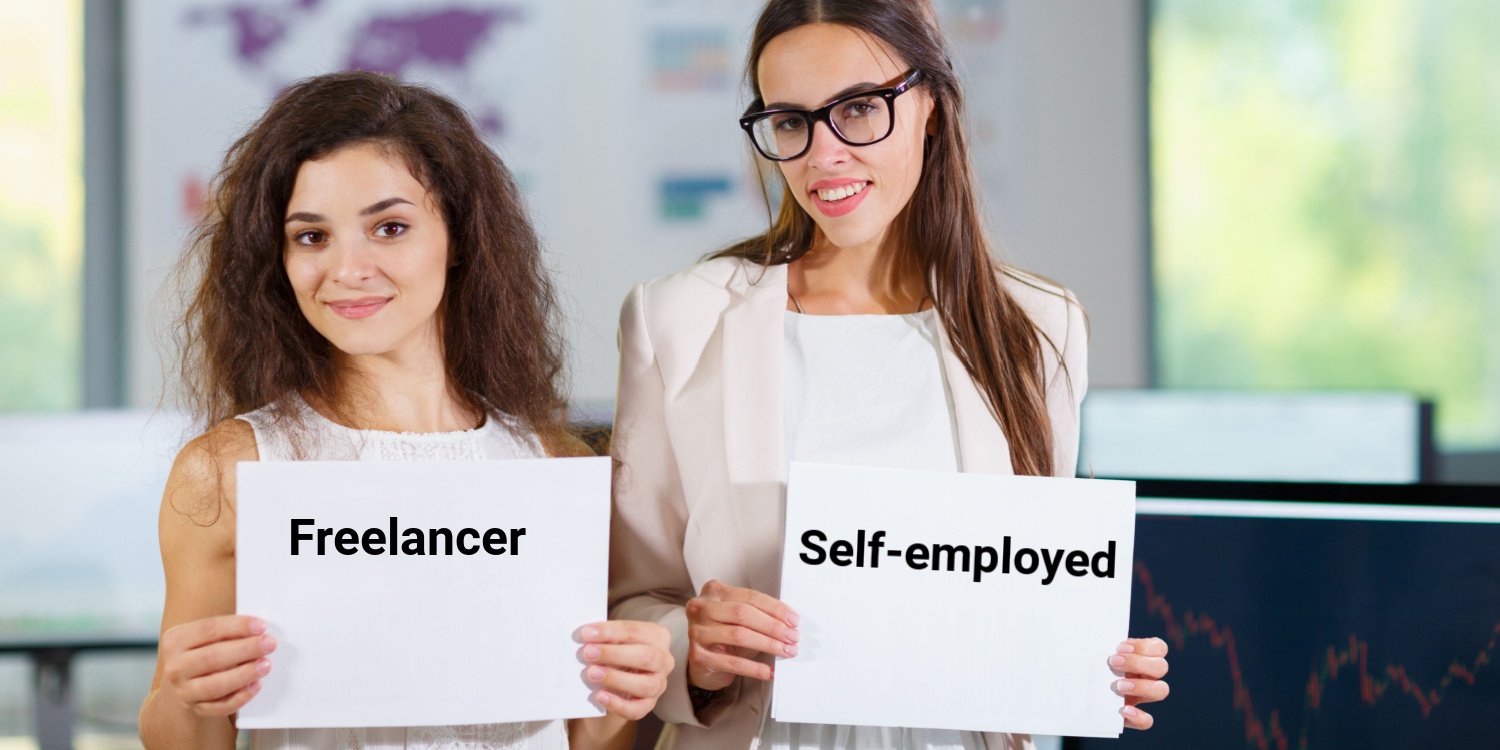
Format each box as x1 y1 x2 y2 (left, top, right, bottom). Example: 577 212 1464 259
291 518 527 557
798 529 1117 584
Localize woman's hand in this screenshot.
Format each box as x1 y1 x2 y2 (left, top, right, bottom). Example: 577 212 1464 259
1110 637 1170 729
579 620 673 720
159 614 275 717
685 579 800 691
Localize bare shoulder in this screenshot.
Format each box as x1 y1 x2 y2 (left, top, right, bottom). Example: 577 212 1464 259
157 418 259 639
162 418 259 532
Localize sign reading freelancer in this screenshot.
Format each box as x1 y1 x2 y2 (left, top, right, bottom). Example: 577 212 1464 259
235 458 610 729
774 463 1136 738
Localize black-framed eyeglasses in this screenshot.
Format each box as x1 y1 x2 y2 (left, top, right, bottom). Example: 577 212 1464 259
739 69 924 162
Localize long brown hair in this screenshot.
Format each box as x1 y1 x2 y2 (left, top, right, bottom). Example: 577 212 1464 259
176 71 568 450
714 0 1078 476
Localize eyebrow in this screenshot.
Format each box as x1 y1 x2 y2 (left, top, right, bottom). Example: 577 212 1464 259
284 197 415 224
765 81 879 111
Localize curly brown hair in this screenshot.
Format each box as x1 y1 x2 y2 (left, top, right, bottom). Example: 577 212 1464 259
175 71 568 450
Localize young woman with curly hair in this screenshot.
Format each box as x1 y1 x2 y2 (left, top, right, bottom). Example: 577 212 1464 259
139 71 670 750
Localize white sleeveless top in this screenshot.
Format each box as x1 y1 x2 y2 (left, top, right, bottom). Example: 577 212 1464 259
238 397 569 750
772 311 1061 750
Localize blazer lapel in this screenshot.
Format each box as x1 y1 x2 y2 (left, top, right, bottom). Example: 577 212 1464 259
719 262 789 595
721 262 788 486
936 320 1015 475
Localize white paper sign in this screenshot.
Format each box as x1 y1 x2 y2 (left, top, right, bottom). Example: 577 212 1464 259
235 458 610 729
774 463 1136 738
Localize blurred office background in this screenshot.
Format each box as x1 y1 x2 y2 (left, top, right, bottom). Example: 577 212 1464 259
2 0 1498 747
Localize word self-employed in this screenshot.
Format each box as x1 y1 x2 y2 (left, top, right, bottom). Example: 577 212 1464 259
797 529 1116 584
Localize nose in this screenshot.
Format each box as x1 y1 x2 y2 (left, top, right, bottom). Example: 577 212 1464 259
328 235 377 284
804 120 850 171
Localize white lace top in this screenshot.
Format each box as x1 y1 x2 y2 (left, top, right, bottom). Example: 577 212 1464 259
238 397 569 750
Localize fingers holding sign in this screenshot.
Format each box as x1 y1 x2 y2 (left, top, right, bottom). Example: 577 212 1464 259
578 620 673 721
686 579 800 690
1110 637 1171 730
159 614 275 717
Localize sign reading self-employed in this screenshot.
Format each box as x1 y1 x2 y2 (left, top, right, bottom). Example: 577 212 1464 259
774 463 1136 738
235 458 610 729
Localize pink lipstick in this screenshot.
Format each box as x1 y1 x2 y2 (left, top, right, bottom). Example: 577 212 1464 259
809 178 871 218
327 297 389 319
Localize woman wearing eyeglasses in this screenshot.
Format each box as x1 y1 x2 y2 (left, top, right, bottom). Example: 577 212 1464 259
608 1 1169 749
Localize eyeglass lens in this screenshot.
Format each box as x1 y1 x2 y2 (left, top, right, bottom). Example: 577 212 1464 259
750 94 892 159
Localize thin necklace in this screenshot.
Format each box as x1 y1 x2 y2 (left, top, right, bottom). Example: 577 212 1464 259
786 286 930 314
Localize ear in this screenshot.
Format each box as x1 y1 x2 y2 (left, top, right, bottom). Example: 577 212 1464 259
914 87 939 137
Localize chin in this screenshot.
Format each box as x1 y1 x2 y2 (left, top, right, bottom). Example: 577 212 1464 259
326 340 397 358
814 222 885 251
312 327 399 358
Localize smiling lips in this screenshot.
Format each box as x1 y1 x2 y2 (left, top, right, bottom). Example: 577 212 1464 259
327 297 389 319
810 179 871 217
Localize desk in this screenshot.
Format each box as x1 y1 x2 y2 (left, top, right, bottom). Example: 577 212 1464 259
0 634 158 750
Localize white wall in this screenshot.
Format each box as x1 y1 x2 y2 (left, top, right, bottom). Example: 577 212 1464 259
550 0 1154 397
125 0 1151 408
1004 0 1149 389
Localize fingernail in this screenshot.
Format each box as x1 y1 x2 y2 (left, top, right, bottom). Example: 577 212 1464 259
1115 679 1134 693
786 612 800 627
786 629 801 644
582 626 599 641
261 635 277 653
783 643 798 657
1116 642 1135 654
257 659 271 675
1121 706 1139 719
250 618 266 634
588 665 606 682
597 690 612 705
583 645 601 661
1108 655 1126 668
249 681 261 694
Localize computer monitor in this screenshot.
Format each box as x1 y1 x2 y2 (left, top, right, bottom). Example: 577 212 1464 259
1066 479 1500 749
1078 390 1436 483
0 410 188 637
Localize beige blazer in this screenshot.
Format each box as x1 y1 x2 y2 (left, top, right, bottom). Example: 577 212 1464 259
609 257 1088 750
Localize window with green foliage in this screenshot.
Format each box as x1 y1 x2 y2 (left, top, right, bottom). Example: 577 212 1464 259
1152 1 1500 449
0 2 83 411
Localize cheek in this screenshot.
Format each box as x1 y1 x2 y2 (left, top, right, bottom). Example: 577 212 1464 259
778 162 809 207
403 241 451 306
883 136 927 203
283 254 320 299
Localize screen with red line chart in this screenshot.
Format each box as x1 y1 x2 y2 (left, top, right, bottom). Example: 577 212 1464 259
1068 480 1500 750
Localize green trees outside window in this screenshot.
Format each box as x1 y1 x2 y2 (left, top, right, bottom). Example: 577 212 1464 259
1153 1 1500 448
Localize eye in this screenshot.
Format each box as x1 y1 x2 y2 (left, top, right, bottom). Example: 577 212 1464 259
771 114 807 133
374 221 408 238
841 101 878 119
293 230 327 246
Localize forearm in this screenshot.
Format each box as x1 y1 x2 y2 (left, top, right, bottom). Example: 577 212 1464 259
139 687 238 750
567 715 635 750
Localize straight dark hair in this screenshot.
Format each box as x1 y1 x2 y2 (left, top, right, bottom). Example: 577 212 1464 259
176 71 569 452
714 0 1079 476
